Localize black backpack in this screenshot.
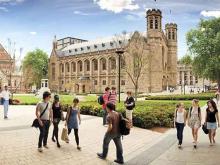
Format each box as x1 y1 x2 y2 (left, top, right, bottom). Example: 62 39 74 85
119 114 131 136
98 95 105 105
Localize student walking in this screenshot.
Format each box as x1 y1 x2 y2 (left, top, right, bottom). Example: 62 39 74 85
215 90 220 105
108 87 117 106
51 95 64 148
124 91 135 122
35 91 53 152
174 103 187 148
102 87 110 125
97 102 124 164
1 85 11 119
66 98 81 150
205 100 220 146
188 99 202 148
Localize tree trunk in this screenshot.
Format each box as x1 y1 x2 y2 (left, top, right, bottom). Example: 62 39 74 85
135 85 138 102
218 80 220 91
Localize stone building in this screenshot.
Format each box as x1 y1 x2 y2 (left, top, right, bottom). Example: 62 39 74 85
49 9 178 94
177 62 211 89
0 43 24 93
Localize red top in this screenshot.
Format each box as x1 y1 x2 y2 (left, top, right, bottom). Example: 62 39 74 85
102 91 110 109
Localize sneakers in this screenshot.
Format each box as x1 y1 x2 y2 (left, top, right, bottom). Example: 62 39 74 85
97 153 106 160
114 160 124 164
4 116 8 119
77 146 81 150
178 144 182 149
38 147 43 152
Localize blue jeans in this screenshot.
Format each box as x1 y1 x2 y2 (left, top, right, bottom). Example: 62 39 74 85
102 132 124 162
103 109 107 125
175 122 185 145
3 100 9 117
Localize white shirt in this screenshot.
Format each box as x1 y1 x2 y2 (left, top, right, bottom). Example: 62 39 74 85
1 90 11 101
176 111 185 123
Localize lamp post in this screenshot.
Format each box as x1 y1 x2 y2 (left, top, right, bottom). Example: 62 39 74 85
115 49 124 103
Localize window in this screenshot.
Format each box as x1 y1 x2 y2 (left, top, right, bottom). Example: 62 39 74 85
94 45 97 49
61 64 64 73
14 80 17 87
62 80 64 84
71 62 76 72
69 50 72 53
66 63 70 72
150 19 153 29
102 43 105 47
121 58 126 69
41 83 44 87
168 31 171 39
103 80 106 85
121 80 125 86
94 80 97 85
87 46 90 50
110 42 113 46
155 17 158 29
112 80 115 85
101 58 106 70
52 63 56 80
78 61 83 72
81 47 84 51
85 60 90 71
93 59 98 71
110 58 116 70
172 31 175 40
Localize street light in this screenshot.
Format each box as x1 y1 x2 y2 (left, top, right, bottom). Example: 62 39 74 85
115 49 124 103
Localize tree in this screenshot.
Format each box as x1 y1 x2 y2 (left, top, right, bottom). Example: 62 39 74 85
22 49 48 88
115 31 148 101
179 55 193 65
187 18 220 90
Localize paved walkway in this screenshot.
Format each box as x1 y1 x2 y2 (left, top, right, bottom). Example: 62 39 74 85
0 104 220 165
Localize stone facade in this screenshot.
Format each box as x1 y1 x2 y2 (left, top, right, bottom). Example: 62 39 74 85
49 9 178 94
0 43 24 93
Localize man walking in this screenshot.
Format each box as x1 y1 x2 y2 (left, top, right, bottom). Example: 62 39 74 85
35 91 53 152
124 91 135 123
1 85 11 119
97 102 124 164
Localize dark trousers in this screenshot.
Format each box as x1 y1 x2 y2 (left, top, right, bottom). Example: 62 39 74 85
38 120 50 148
52 119 60 144
175 122 185 145
103 109 107 125
102 133 124 162
68 128 79 146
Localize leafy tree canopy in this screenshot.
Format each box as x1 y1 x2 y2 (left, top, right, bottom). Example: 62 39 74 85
186 18 220 88
22 49 48 87
179 55 193 65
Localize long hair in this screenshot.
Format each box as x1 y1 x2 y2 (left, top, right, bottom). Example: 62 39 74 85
207 100 218 111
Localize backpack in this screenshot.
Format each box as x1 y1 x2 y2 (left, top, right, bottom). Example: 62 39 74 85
119 114 131 136
98 95 105 105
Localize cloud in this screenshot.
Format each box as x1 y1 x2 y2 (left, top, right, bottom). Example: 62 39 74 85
29 32 37 35
0 0 25 4
0 6 8 12
93 0 139 13
201 10 220 18
74 10 89 16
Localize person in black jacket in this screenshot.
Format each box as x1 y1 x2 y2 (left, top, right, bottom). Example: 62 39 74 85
124 91 135 123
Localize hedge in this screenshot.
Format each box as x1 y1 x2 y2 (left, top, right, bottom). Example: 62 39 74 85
145 92 215 101
61 101 192 129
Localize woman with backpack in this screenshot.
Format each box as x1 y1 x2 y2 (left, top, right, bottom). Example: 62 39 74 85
65 98 81 150
205 100 219 146
187 99 202 149
51 95 64 148
174 102 187 149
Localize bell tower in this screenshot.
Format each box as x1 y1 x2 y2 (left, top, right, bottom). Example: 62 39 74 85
165 23 178 87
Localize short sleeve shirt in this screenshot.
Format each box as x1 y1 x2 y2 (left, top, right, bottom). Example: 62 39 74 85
37 101 51 120
206 108 218 123
107 111 120 134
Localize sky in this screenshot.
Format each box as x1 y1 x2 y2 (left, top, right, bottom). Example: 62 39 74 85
0 0 220 64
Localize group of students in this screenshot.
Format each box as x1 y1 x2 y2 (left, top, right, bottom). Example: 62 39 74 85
174 99 219 149
35 89 135 164
35 91 81 152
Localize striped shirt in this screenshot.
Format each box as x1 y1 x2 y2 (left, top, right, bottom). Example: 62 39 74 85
108 91 117 105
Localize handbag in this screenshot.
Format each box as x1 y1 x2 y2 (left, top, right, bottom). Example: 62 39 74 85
202 123 209 134
61 127 69 142
31 103 49 128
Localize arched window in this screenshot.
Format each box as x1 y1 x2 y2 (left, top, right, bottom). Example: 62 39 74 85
71 62 76 72
78 61 83 72
93 59 98 71
110 57 116 70
52 63 56 80
85 60 90 71
172 31 175 40
168 31 171 39
150 19 153 29
101 58 106 70
60 64 64 73
155 17 158 29
66 62 70 73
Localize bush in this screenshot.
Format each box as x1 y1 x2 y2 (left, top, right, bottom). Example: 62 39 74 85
145 92 215 101
61 101 192 129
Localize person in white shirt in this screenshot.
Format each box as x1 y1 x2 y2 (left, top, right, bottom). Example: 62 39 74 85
1 86 11 119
